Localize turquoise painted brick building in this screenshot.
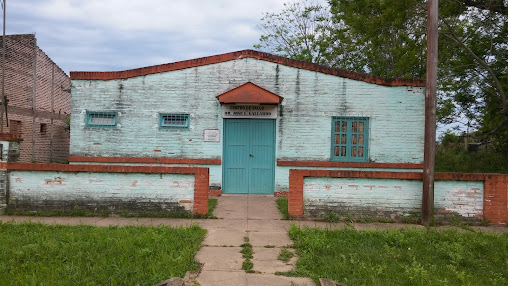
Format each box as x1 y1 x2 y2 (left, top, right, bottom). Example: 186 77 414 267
70 50 425 195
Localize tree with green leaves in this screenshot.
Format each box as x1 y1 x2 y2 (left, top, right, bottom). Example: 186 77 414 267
255 0 508 152
254 1 336 65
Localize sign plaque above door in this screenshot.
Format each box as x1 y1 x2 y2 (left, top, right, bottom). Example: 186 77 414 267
222 104 277 119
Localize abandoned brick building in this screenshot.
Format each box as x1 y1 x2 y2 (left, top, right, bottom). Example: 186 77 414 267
0 34 70 163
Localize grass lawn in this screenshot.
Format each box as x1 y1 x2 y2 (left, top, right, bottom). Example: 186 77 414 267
287 225 508 286
0 222 206 286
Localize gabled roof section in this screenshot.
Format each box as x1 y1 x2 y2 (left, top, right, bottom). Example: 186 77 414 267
70 50 425 87
216 82 283 104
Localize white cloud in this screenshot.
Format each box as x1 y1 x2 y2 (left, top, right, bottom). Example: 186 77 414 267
7 0 309 72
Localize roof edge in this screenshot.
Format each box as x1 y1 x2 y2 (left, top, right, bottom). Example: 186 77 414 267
70 50 425 87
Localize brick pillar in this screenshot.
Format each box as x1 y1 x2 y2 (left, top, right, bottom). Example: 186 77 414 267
483 175 508 225
288 169 304 217
193 168 209 215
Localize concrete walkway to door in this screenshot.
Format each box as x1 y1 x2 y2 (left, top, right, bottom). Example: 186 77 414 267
195 195 315 286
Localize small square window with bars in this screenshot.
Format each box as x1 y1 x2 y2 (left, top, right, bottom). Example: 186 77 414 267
86 111 117 127
160 114 190 129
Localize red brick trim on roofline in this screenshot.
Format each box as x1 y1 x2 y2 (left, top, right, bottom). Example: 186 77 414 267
70 50 425 87
288 169 508 225
277 160 423 169
0 162 209 215
68 156 221 165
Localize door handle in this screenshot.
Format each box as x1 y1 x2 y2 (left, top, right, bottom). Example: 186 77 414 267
249 154 254 157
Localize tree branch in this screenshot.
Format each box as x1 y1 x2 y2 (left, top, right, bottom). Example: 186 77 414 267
461 0 507 14
441 19 507 114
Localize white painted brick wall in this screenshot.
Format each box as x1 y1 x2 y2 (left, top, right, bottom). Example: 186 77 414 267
8 171 195 213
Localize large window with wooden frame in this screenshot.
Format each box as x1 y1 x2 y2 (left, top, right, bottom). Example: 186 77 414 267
331 117 369 162
86 111 117 127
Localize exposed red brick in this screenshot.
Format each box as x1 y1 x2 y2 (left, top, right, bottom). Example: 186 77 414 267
278 160 423 169
0 133 22 141
288 170 304 216
68 156 221 165
208 189 222 196
193 169 209 215
483 176 508 225
274 191 288 197
70 50 425 87
0 34 70 163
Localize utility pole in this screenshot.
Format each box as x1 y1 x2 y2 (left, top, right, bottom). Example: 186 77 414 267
422 0 438 225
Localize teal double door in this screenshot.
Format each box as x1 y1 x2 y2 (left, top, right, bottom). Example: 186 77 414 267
223 119 275 194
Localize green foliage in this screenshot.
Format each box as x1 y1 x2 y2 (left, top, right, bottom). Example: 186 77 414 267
63 115 71 132
435 147 508 173
256 0 508 142
438 130 460 147
241 243 253 259
242 260 254 271
0 222 206 285
276 197 292 220
278 248 295 263
240 239 254 272
287 225 508 285
324 212 340 222
254 1 337 65
402 212 422 224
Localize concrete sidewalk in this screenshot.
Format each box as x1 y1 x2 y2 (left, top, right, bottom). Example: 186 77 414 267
194 195 314 286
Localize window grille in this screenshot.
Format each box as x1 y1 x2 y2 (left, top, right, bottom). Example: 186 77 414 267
159 114 190 129
331 117 369 162
86 111 117 127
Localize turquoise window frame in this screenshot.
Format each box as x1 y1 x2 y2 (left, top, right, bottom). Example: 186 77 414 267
159 114 190 129
331 117 369 162
86 111 117 127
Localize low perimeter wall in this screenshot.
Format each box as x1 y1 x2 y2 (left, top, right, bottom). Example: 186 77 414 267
0 163 209 215
289 170 508 225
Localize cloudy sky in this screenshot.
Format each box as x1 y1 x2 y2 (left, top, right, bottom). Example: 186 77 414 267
7 0 304 74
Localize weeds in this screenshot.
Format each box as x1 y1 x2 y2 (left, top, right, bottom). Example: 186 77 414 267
276 197 291 220
402 212 421 224
241 236 254 272
324 212 340 222
278 248 294 263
